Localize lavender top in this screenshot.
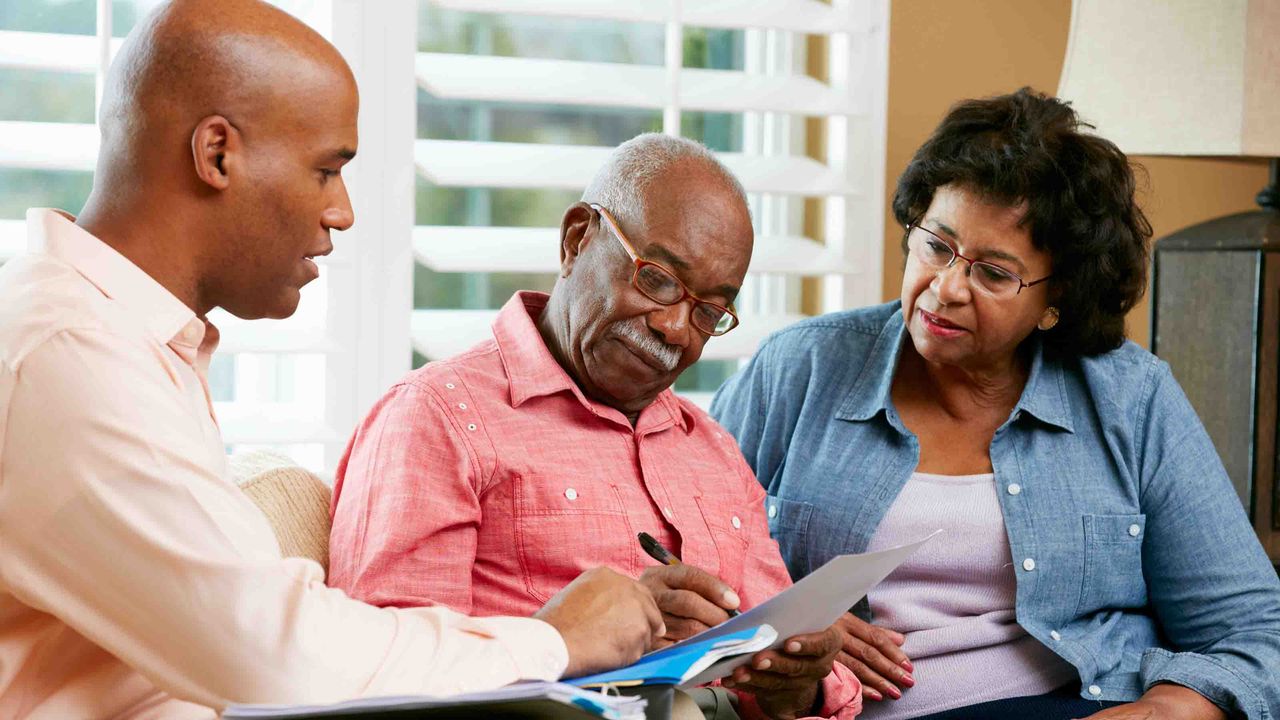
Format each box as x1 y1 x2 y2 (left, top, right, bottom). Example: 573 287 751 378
858 472 1075 719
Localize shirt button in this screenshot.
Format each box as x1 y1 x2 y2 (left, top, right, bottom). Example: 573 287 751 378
466 423 477 431
1022 558 1036 572
1007 483 1021 496
1128 524 1141 537
1050 630 1062 641
445 383 456 390
731 515 742 529
458 402 468 410
768 504 778 519
564 488 578 501
1088 685 1102 697
663 507 673 518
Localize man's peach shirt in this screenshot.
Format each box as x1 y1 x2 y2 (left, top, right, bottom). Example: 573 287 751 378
0 210 568 719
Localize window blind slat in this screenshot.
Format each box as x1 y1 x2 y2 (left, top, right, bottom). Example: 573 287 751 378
414 139 856 196
416 53 861 116
426 0 854 34
411 308 805 361
412 226 858 275
0 121 98 171
216 413 341 445
213 324 338 355
680 391 714 411
0 30 116 73
412 226 556 273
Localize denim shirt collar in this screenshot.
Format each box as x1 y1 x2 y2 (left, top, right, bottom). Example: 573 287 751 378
835 303 1074 434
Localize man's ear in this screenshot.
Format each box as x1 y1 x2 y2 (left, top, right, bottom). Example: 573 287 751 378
558 202 595 278
191 115 240 191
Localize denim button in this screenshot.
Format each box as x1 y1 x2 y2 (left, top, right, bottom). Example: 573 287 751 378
1007 483 1021 495
1088 685 1102 696
1023 558 1036 571
1128 524 1141 537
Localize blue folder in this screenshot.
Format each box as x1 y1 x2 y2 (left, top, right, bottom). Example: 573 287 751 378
568 625 772 688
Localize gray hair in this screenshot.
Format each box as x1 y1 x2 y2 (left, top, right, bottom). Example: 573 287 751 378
581 133 749 227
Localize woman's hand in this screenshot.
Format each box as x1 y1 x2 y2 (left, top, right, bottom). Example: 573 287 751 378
1077 684 1226 720
831 612 914 701
722 626 843 720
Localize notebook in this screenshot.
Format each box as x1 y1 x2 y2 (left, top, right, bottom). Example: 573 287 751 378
569 624 777 689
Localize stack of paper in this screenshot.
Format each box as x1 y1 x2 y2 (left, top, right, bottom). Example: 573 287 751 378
572 530 941 690
674 530 940 687
222 681 646 719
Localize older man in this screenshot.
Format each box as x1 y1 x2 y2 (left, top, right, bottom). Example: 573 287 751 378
329 134 862 720
0 2 662 717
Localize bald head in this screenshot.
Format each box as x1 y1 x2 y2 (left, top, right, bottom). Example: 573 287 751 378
97 0 354 188
80 0 359 320
582 133 749 231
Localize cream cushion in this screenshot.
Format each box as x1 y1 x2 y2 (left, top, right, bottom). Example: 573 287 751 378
230 450 332 573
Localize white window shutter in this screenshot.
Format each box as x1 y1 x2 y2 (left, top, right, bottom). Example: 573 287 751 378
410 0 890 407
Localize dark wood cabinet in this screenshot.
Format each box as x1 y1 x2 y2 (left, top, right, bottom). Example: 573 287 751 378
1151 210 1280 564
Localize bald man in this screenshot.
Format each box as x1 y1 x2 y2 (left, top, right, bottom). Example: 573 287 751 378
0 1 662 717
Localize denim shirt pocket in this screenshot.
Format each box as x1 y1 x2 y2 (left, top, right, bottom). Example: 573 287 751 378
1076 513 1148 616
765 495 816 579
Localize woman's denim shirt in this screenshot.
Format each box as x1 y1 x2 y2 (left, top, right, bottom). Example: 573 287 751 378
711 302 1280 719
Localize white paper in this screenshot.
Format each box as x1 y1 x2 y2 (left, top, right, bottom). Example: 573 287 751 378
677 624 777 684
675 530 941 687
222 681 646 719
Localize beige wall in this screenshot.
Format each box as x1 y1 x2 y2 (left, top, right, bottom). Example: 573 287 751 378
882 0 1271 346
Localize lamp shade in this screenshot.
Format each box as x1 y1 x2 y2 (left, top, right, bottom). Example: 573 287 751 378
1057 0 1280 157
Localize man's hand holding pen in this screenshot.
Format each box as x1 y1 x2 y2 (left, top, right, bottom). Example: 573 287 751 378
636 532 839 720
637 532 741 647
639 562 743 647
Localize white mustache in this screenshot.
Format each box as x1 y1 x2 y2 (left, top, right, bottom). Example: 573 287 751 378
611 318 682 372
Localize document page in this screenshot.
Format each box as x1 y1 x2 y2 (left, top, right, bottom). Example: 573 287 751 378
671 530 941 687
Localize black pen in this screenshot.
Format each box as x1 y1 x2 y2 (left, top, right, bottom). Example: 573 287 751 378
637 532 739 617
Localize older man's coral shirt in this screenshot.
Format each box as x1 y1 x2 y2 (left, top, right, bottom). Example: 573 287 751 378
329 291 862 720
0 211 567 719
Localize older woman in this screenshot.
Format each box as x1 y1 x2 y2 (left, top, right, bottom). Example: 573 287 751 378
712 88 1280 720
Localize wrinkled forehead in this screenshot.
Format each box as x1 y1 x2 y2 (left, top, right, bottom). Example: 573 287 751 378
627 181 752 296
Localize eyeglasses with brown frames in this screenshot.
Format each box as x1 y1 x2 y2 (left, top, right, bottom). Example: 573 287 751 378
589 203 740 337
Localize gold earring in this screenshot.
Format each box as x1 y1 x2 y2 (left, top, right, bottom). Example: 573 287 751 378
1038 307 1060 331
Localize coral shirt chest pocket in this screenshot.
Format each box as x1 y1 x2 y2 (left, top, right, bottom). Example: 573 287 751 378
512 474 637 603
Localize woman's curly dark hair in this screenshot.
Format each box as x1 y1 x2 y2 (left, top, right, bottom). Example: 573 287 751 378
892 87 1152 357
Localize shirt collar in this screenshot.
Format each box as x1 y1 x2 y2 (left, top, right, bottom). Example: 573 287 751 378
836 306 907 423
1013 341 1075 433
836 302 1074 433
492 291 695 434
27 208 214 356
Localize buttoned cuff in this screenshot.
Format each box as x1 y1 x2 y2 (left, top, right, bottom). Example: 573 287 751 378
733 663 862 720
475 616 570 681
1140 647 1264 720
